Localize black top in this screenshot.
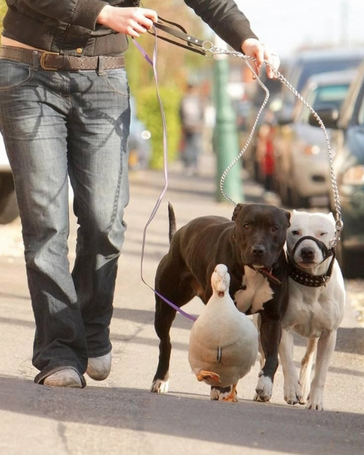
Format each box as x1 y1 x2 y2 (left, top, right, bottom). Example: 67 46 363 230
2 0 258 56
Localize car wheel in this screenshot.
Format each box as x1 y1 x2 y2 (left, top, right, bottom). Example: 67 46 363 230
278 178 293 207
291 191 310 209
0 173 19 224
336 234 364 279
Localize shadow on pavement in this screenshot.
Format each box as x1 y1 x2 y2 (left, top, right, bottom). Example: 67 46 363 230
0 376 363 455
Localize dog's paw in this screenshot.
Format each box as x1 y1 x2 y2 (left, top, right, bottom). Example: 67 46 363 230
284 380 303 405
254 371 273 402
219 386 238 403
150 379 169 394
306 401 324 411
210 386 238 402
210 386 221 400
305 390 324 410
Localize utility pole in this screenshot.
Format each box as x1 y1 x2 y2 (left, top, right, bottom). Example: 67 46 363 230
213 37 243 203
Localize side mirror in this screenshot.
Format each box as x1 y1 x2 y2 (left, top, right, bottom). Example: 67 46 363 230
277 116 293 126
309 105 339 129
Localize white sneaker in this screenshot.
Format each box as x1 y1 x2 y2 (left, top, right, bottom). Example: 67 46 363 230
43 368 83 388
87 352 112 381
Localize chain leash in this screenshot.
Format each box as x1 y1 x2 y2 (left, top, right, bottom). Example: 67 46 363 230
207 44 343 248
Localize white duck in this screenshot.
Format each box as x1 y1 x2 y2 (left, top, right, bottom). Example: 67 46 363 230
188 264 258 402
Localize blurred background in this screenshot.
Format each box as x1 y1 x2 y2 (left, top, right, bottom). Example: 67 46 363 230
1 0 364 282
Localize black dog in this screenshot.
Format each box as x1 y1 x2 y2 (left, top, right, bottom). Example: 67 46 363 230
150 203 290 402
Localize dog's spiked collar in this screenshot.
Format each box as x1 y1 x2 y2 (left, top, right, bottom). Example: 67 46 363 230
288 236 335 287
288 259 333 287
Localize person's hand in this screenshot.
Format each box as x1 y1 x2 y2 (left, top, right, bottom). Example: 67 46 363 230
97 6 158 37
241 38 280 79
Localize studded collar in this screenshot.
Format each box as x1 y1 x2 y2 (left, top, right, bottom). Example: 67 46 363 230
287 236 335 287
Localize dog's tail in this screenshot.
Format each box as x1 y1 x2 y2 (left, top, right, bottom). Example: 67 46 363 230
168 201 177 243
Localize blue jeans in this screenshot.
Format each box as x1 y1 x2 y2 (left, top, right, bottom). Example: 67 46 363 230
0 59 130 384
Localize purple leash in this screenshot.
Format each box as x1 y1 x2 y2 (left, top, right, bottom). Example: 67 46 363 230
132 30 197 322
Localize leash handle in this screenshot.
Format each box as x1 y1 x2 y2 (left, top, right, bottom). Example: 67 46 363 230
149 17 210 56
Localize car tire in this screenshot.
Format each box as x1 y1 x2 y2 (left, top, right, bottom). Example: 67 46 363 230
0 173 19 224
278 178 293 207
291 191 310 209
336 233 364 279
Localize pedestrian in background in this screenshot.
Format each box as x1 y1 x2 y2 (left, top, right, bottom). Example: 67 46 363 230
179 83 204 176
0 0 279 388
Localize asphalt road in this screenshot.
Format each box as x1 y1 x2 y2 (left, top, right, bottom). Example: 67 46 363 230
0 154 363 455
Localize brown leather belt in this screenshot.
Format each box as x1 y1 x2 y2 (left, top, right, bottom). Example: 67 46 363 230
0 46 125 71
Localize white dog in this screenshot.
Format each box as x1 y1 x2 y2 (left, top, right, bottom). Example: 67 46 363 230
279 210 345 410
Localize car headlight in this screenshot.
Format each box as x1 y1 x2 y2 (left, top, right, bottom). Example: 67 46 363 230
342 165 364 185
303 145 321 155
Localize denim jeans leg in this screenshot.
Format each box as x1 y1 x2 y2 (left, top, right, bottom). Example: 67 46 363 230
66 69 130 358
0 61 88 381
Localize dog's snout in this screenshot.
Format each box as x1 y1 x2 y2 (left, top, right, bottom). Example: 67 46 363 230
301 247 314 261
252 244 266 257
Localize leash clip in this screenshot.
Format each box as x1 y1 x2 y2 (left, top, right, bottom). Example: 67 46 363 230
202 41 214 58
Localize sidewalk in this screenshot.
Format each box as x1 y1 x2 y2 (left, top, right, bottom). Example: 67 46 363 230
0 151 363 455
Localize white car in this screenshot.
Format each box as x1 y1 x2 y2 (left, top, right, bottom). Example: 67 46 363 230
273 69 355 208
0 132 18 224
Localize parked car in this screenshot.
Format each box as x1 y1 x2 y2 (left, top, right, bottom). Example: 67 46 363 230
0 131 18 224
312 61 364 278
276 48 364 125
273 69 356 208
252 48 364 194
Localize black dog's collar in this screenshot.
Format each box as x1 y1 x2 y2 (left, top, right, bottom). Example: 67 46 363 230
288 236 335 287
257 267 282 286
248 265 282 286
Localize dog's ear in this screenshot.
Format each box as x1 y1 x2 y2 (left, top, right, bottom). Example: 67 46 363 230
284 209 291 224
232 203 247 221
328 212 335 222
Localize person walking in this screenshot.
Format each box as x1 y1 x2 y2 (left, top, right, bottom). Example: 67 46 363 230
179 83 204 175
0 0 279 388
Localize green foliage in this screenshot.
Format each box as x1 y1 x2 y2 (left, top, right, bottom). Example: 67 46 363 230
0 0 7 31
136 85 182 169
125 2 212 169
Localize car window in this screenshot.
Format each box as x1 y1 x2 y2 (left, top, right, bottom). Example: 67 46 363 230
286 57 363 105
297 83 350 123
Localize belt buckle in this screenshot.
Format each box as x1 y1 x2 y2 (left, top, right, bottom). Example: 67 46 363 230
40 51 59 71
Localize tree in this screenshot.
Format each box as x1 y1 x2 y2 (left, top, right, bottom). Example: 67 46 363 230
0 0 7 31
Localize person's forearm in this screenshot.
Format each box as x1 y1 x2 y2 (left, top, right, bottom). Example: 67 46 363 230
183 0 257 51
183 0 279 78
